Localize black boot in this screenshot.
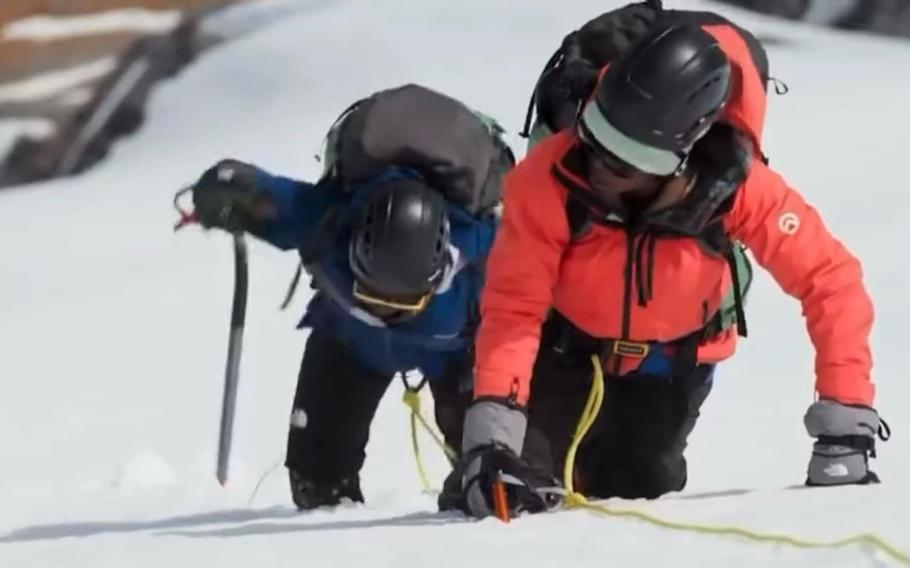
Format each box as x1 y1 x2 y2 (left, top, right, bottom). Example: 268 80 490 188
437 465 468 513
289 469 364 510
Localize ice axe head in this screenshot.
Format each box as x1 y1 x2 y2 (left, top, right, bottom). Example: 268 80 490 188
172 185 198 231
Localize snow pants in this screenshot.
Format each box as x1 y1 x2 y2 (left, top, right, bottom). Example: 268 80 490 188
285 330 471 484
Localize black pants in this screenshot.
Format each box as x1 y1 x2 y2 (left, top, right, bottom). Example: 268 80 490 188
285 330 470 483
521 317 714 499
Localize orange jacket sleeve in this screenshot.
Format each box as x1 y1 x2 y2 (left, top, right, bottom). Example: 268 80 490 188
473 155 570 404
725 159 875 405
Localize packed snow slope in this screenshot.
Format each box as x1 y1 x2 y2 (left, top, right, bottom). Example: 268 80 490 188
1 0 908 566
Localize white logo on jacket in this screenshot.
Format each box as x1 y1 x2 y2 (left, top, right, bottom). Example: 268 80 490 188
290 409 308 429
823 462 850 478
218 166 235 182
778 212 800 235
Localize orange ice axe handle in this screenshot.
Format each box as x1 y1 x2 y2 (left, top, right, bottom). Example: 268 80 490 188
492 477 510 523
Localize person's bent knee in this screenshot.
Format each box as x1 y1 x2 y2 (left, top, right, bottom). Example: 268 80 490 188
584 452 687 499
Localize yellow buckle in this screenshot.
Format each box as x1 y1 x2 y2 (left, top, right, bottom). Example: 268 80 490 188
612 340 650 359
352 281 431 312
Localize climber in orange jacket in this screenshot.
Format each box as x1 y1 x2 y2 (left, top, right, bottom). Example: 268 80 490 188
445 18 888 520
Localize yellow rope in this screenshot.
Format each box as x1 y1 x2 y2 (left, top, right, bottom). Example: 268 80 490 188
573 499 910 565
403 387 457 494
560 355 910 566
562 353 605 498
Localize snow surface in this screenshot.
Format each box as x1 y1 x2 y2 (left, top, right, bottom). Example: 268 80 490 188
198 0 332 42
1 9 181 42
1 0 908 567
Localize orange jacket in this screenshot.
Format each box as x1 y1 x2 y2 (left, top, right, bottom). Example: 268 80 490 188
474 131 874 407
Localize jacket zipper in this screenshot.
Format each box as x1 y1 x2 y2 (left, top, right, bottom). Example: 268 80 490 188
618 229 637 375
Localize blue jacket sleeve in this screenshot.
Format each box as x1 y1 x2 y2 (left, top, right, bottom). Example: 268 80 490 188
248 167 342 251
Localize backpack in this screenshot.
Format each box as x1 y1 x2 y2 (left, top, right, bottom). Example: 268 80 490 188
525 2 776 339
522 1 772 156
522 0 659 146
320 83 514 216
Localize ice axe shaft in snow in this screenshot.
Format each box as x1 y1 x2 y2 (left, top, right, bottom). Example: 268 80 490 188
217 233 248 486
172 186 249 486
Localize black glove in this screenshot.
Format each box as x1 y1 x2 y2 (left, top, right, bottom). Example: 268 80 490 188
449 399 562 519
191 159 274 232
804 400 889 486
461 445 563 519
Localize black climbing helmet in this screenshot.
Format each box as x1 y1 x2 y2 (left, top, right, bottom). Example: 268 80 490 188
349 176 450 313
578 23 732 176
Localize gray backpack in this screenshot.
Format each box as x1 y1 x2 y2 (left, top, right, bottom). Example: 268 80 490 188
321 84 514 216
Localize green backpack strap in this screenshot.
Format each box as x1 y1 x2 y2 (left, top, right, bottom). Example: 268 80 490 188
526 120 555 151
471 110 506 138
717 242 752 337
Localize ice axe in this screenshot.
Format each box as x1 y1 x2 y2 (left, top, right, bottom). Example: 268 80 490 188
492 474 511 523
173 186 249 487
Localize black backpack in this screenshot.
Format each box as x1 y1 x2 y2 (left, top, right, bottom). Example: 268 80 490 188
520 1 772 149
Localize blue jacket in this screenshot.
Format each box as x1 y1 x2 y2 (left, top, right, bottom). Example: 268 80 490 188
249 166 497 379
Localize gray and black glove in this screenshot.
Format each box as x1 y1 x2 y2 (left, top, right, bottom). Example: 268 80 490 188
804 399 889 486
191 159 274 232
457 400 562 519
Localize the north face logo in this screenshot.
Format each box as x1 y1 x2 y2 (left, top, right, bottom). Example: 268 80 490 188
823 462 850 478
218 166 236 182
290 409 308 429
778 212 800 235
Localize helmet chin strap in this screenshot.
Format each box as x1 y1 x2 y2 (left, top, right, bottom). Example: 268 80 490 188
671 153 690 177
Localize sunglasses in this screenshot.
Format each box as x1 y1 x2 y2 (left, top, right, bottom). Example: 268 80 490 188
352 280 432 313
577 128 641 178
578 100 695 176
583 143 641 178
